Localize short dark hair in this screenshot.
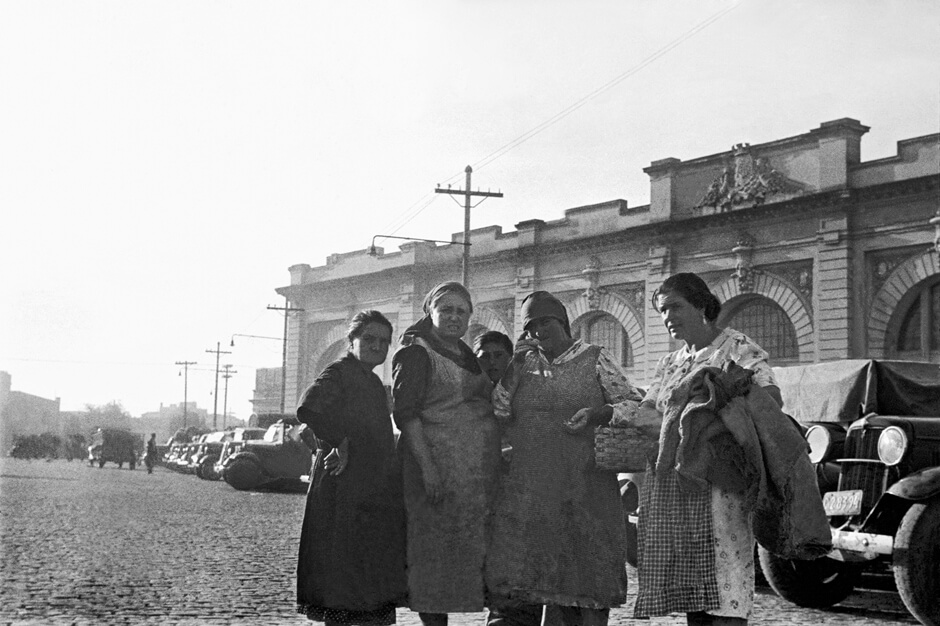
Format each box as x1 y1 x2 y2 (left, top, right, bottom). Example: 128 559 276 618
473 330 513 353
347 310 393 344
652 272 722 322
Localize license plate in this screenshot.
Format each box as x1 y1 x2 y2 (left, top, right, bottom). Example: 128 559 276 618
823 489 863 516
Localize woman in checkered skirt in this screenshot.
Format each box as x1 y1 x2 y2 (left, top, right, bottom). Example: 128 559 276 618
632 273 783 626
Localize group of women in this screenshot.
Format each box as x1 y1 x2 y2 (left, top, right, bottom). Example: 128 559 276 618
295 272 784 626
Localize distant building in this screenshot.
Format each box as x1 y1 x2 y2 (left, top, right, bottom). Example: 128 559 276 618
0 371 62 452
250 367 283 414
139 401 209 440
275 118 940 404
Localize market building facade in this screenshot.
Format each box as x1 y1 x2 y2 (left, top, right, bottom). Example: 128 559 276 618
274 118 940 404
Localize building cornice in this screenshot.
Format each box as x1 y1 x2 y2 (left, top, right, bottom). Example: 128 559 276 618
277 175 939 293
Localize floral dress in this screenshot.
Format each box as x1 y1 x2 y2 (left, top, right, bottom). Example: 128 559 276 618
633 328 777 619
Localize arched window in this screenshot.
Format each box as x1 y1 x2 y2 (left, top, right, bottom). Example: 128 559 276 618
892 277 940 362
574 313 632 367
466 323 489 349
724 296 798 363
314 340 347 377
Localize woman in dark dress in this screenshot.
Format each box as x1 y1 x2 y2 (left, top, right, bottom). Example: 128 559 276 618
296 310 407 626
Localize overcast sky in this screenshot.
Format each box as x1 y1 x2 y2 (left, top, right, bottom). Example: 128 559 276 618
2 0 938 421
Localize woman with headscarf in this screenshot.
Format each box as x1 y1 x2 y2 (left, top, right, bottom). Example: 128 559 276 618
631 272 783 626
485 290 644 626
296 310 407 626
392 281 502 626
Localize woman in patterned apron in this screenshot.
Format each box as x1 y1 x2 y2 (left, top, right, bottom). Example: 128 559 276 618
485 290 643 626
632 272 783 626
392 282 502 626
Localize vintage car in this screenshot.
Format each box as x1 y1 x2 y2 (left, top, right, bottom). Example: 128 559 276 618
218 417 316 491
165 438 203 473
87 428 143 469
758 359 940 626
193 427 266 480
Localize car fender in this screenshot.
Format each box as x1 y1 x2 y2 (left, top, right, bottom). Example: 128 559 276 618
222 450 263 469
887 466 940 501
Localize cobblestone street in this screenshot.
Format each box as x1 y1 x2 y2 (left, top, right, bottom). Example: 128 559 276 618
0 458 920 625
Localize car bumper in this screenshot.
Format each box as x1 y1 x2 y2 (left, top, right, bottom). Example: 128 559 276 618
828 527 893 562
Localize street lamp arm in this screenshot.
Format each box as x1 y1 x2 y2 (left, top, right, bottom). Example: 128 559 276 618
369 234 470 256
230 333 282 347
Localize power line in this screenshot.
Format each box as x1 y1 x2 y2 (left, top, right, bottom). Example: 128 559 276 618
377 2 741 237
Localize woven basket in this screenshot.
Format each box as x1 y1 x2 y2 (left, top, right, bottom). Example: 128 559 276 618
594 425 659 473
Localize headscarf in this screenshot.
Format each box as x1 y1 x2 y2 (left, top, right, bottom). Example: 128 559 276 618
401 281 473 344
520 290 571 336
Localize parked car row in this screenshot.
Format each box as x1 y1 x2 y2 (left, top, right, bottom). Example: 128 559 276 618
162 414 317 493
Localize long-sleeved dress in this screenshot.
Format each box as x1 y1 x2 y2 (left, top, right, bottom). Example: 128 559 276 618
296 354 407 626
485 340 643 609
392 333 501 613
632 327 777 620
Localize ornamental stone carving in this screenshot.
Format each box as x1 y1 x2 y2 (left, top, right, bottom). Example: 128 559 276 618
582 256 607 310
696 144 803 213
732 234 761 293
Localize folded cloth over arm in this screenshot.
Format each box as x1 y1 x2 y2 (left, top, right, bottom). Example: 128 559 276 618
674 361 832 560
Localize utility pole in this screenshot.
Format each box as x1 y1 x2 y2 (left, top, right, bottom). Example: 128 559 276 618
221 364 237 430
175 360 197 429
267 299 305 414
206 342 231 429
435 165 503 288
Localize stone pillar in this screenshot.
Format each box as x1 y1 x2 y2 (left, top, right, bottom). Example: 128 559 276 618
810 118 869 191
644 158 681 222
285 305 303 410
283 265 313 413
815 216 852 360
643 244 675 377
512 220 545 332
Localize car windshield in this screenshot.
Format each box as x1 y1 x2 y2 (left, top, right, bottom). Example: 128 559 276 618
237 429 266 441
262 426 281 443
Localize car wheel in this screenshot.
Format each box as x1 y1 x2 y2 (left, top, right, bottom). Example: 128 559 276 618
224 457 263 491
758 546 861 608
198 455 220 481
893 500 940 626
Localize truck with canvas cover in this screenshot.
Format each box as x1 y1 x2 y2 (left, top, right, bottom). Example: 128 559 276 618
761 359 940 626
87 427 143 469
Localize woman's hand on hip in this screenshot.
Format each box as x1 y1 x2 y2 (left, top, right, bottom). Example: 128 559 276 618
324 438 349 476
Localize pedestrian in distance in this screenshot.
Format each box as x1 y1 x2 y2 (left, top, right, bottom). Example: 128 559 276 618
392 281 502 626
296 309 407 626
144 433 158 474
485 290 644 626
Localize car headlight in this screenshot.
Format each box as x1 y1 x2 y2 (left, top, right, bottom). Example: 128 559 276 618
877 426 908 466
806 425 832 464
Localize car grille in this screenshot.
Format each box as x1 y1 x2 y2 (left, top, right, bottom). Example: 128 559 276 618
839 425 888 516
